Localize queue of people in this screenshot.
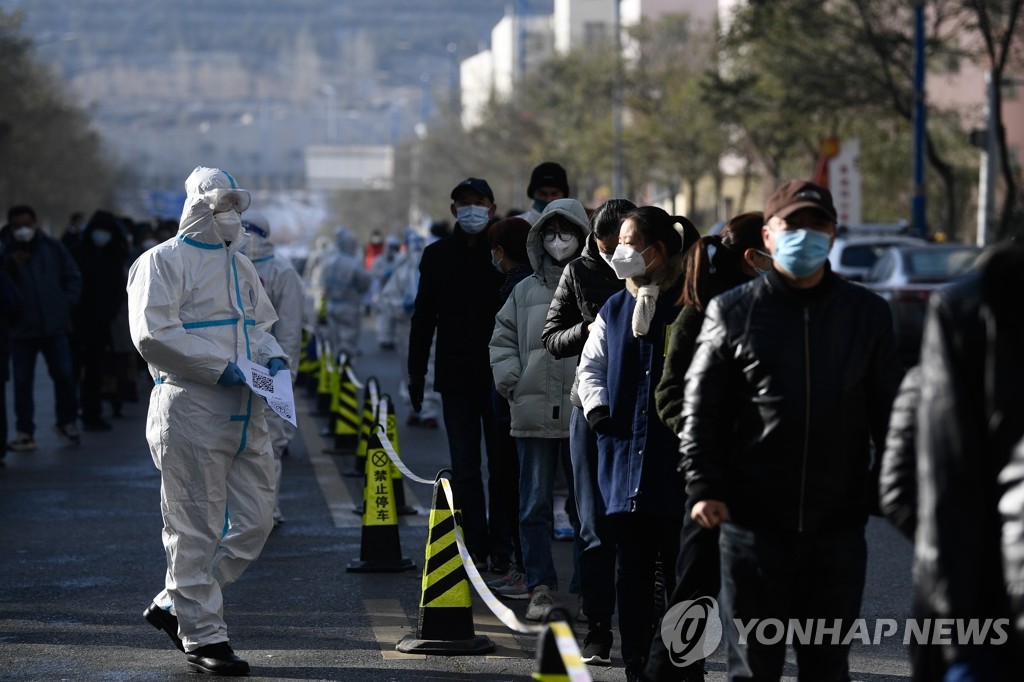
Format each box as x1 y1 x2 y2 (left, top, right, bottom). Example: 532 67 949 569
4 160 1023 682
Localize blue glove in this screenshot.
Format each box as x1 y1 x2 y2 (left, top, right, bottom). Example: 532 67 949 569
267 357 287 377
217 362 247 387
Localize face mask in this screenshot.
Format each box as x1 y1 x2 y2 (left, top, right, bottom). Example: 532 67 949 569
91 230 112 248
771 229 831 278
456 205 490 234
599 251 615 266
543 234 579 263
491 248 504 273
532 199 549 214
609 244 651 280
213 210 243 243
13 226 35 242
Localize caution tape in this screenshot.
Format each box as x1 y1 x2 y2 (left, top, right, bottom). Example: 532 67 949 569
345 365 364 389
547 621 592 682
377 418 434 486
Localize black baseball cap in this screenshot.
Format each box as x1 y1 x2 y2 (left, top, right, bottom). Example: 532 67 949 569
450 177 494 202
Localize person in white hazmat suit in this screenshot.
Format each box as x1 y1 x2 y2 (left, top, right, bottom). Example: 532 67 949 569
377 231 441 426
241 210 303 525
127 167 288 677
369 235 401 350
317 227 370 357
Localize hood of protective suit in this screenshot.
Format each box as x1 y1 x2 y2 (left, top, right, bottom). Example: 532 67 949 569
178 166 251 247
242 209 274 261
335 227 359 255
527 198 589 286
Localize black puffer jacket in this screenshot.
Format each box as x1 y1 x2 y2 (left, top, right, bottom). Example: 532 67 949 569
541 233 623 359
914 243 1024 660
679 267 903 532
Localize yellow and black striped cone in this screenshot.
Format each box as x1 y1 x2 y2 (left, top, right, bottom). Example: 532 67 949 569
532 612 577 682
314 341 333 417
321 351 343 439
382 394 417 516
344 377 379 478
395 476 494 655
298 330 320 395
325 354 359 454
346 429 416 573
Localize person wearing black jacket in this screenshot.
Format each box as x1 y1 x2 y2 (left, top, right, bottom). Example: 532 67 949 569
408 177 510 570
0 256 24 466
912 241 1024 681
680 180 902 680
71 210 130 431
541 198 633 665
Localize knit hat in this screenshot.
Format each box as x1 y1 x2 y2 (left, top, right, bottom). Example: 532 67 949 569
527 162 569 199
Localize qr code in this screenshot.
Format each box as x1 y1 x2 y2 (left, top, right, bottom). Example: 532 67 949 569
252 373 274 393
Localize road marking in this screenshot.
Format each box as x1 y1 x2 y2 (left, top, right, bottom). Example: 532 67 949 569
364 599 425 660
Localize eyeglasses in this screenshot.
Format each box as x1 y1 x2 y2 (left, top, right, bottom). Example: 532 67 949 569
542 230 575 243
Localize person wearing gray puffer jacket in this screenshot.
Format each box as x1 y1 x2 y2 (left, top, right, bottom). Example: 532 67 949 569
490 197 588 621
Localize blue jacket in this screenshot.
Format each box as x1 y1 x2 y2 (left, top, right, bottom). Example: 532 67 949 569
577 280 686 519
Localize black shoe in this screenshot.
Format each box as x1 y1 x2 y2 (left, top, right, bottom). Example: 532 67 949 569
489 554 512 576
82 418 113 432
580 628 612 666
143 602 184 652
186 642 250 676
625 656 646 682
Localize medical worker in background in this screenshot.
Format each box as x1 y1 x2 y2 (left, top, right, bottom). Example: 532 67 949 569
128 167 287 677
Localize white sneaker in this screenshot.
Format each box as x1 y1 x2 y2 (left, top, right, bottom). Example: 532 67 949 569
525 585 554 621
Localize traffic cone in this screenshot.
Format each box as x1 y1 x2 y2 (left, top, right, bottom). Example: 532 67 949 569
314 341 333 417
346 429 416 573
325 354 359 454
345 377 379 478
531 611 579 682
321 351 343 438
395 476 494 655
298 330 320 395
381 395 417 515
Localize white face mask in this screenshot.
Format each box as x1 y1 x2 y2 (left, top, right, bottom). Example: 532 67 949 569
456 205 490 234
91 230 112 248
609 244 652 280
543 234 579 263
13 226 35 242
213 210 243 243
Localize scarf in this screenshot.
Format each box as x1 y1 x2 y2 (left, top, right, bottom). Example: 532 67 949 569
625 253 685 337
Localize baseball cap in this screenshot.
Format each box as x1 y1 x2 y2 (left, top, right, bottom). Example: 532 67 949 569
450 177 494 202
764 180 837 221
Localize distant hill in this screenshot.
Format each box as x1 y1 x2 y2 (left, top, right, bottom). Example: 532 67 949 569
0 0 553 190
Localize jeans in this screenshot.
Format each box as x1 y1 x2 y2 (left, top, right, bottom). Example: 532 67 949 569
571 405 617 627
11 335 77 434
644 498 722 680
517 436 575 591
610 513 682 665
718 522 867 682
441 390 513 560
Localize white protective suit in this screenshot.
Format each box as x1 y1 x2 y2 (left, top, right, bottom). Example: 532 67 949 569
127 167 287 652
369 236 401 348
318 227 370 356
378 233 441 420
242 210 303 523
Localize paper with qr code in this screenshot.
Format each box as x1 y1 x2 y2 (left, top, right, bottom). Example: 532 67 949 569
236 356 297 427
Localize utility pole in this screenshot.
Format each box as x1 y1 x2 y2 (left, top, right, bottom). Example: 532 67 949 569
976 70 998 246
911 1 927 237
612 0 624 198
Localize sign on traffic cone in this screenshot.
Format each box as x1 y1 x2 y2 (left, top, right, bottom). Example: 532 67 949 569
346 429 416 573
382 395 417 515
396 475 494 655
345 377 379 478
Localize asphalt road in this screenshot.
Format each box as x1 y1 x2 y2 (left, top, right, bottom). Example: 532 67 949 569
0 324 914 681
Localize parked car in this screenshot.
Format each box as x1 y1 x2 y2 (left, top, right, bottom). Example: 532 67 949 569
829 224 928 281
864 243 982 365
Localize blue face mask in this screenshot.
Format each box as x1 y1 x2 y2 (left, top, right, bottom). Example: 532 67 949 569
772 229 831 278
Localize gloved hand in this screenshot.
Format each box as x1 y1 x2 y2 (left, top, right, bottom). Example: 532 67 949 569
267 357 287 376
408 376 425 413
217 362 247 388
